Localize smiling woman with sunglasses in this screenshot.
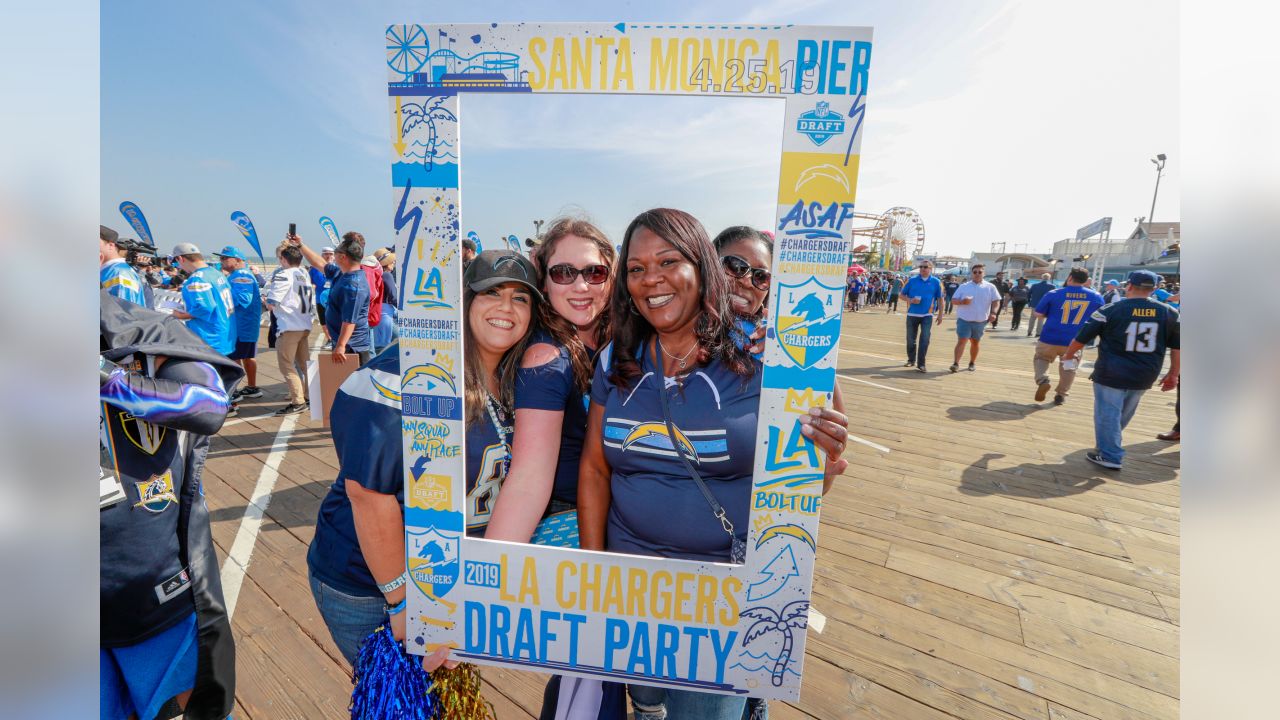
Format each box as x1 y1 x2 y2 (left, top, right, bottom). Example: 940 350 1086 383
485 217 617 543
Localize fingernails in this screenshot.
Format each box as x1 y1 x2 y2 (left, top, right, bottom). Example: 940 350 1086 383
799 423 814 436
809 407 823 417
798 415 812 425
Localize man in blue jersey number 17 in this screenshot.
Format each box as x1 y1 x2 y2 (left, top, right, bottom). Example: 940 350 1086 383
1031 268 1104 406
1063 270 1179 471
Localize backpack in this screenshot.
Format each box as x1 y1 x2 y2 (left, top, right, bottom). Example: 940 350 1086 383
360 265 384 327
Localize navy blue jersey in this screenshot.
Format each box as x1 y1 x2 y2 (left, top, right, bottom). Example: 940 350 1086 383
591 342 759 562
324 264 371 352
1075 298 1180 390
514 329 596 506
307 345 511 597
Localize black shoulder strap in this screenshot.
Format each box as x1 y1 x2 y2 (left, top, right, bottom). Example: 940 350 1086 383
652 338 743 562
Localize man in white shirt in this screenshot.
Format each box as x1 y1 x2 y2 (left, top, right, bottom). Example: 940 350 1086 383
266 245 316 414
949 264 1003 373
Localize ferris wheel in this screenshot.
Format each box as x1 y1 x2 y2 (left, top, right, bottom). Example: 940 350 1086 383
386 25 430 81
879 207 926 270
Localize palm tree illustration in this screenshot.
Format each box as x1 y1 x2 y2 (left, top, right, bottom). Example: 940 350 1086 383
739 600 809 686
400 96 457 171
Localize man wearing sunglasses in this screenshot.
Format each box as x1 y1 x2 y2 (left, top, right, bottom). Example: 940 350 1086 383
899 261 945 372
949 264 1002 372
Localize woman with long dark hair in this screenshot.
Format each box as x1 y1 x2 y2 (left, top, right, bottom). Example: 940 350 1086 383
485 217 615 542
578 209 849 719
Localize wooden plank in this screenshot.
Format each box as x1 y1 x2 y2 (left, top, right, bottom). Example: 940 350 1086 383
846 509 1169 621
808 625 1049 720
815 581 1177 720
886 545 1178 656
793 655 960 720
1019 614 1178 698
813 555 1025 645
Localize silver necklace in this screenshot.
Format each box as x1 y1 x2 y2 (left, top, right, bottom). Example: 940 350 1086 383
484 395 511 477
659 337 699 370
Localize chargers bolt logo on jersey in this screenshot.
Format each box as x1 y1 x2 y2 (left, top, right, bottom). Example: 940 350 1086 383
774 278 843 369
134 470 178 513
797 101 846 146
604 418 731 463
622 422 700 462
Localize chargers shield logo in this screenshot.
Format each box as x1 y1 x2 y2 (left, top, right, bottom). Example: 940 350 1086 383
796 102 846 146
774 278 843 369
407 525 460 602
134 470 178 513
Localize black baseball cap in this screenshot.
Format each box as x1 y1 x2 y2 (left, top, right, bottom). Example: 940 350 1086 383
464 250 544 301
100 225 119 244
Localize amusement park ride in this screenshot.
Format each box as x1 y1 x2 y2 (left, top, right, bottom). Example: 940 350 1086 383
850 206 927 271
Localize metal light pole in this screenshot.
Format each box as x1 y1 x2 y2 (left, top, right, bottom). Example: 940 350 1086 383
533 219 545 239
1147 154 1166 234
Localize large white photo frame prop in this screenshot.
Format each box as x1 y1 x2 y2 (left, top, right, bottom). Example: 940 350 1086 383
387 22 871 700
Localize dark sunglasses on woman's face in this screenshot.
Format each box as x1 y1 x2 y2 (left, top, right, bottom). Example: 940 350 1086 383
721 254 771 291
547 263 610 285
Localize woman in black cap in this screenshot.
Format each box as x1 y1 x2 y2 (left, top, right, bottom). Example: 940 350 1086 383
306 249 541 668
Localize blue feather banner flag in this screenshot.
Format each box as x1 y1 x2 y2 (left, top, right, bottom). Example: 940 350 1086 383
118 201 155 246
319 216 341 246
229 211 264 263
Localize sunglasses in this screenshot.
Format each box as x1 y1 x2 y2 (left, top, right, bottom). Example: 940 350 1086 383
547 263 610 285
721 254 771 291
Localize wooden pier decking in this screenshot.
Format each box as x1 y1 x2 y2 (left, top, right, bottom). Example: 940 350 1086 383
206 308 1180 719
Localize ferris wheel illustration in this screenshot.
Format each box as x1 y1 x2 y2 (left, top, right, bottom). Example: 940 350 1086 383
879 207 926 270
387 25 430 81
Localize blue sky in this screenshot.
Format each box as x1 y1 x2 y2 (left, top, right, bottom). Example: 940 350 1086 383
101 0 1178 258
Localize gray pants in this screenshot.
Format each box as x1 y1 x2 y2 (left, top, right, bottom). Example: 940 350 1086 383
1026 313 1044 336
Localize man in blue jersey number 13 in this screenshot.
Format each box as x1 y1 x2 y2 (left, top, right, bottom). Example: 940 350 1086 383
1063 270 1179 471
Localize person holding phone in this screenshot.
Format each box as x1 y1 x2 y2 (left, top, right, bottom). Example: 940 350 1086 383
290 233 372 365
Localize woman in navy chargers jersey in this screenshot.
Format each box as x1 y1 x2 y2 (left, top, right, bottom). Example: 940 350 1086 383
305 249 540 669
485 217 615 542
578 210 850 719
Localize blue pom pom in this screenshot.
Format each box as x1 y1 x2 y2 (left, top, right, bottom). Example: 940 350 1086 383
349 622 438 719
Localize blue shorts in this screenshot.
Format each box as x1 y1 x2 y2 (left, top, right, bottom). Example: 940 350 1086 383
100 612 199 720
228 339 258 360
956 319 988 340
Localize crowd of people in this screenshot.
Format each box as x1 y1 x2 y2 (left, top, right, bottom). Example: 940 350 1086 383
881 258 1180 471
100 208 1182 717
100 213 851 720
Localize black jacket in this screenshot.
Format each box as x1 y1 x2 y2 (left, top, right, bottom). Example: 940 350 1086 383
100 291 242 719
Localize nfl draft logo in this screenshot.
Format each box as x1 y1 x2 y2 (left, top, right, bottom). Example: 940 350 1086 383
408 525 461 605
773 278 843 369
796 102 847 146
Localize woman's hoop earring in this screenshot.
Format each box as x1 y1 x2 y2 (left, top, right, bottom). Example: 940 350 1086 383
628 298 641 315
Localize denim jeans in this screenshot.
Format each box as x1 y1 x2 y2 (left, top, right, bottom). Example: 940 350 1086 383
629 684 749 720
308 572 387 666
1092 382 1146 465
905 315 933 366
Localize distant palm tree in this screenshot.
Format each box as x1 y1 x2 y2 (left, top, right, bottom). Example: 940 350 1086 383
740 600 809 686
